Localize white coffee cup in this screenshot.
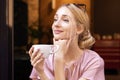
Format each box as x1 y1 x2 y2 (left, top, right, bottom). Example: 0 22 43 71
32 44 59 58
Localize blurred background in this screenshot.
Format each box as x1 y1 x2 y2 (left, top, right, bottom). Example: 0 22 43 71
5 0 120 80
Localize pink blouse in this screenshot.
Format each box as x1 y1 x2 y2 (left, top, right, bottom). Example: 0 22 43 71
29 49 105 80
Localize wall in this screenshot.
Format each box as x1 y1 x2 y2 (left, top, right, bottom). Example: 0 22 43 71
55 0 91 20
93 0 120 35
40 0 91 28
30 0 92 29
7 0 13 28
0 0 12 79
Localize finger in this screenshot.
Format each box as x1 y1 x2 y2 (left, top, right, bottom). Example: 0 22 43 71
69 27 76 43
53 37 60 45
33 57 45 67
29 46 34 57
31 53 44 66
59 39 68 47
31 52 42 65
31 49 40 61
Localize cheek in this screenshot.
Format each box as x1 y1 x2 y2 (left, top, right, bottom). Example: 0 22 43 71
53 31 68 40
52 24 55 33
67 26 77 38
51 24 54 30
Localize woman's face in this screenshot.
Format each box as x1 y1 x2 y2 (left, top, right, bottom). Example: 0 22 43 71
52 7 77 40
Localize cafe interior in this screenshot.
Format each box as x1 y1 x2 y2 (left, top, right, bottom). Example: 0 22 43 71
5 0 120 80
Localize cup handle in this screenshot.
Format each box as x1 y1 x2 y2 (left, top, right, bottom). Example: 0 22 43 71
50 45 59 53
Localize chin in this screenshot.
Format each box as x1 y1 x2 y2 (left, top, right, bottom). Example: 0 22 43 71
53 34 68 40
53 35 62 39
54 36 61 40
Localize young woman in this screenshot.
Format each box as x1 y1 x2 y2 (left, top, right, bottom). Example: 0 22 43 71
29 3 105 80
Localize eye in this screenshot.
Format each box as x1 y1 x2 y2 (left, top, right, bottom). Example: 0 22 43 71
54 18 57 22
63 19 69 22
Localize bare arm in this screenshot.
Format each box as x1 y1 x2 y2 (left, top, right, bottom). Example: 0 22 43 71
53 39 71 80
38 71 50 80
54 56 66 80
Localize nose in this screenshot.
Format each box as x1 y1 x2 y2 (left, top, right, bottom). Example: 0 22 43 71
53 20 61 28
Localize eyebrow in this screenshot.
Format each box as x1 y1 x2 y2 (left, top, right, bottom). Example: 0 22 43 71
54 14 69 18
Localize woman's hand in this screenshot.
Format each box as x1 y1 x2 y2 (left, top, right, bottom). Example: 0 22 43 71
29 46 45 72
53 27 77 80
53 26 77 59
29 46 50 80
53 38 71 59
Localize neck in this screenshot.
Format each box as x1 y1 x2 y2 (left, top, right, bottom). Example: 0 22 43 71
64 41 83 63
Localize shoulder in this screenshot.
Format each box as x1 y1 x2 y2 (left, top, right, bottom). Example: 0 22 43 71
82 49 104 68
84 49 103 60
79 50 105 80
84 49 100 57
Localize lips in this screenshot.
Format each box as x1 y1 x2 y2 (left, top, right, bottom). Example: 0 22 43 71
54 30 63 34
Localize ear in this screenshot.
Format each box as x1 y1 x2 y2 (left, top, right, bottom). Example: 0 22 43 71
76 24 84 35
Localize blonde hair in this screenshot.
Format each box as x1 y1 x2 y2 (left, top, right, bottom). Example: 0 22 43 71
62 3 95 49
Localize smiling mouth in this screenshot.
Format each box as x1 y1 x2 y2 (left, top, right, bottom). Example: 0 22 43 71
54 30 63 34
